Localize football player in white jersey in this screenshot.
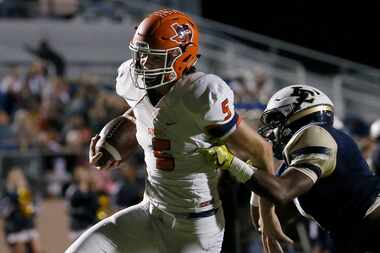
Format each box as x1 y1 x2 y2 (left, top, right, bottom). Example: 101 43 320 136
65 9 289 253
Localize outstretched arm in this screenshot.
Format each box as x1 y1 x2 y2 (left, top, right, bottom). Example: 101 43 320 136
201 144 315 206
226 120 275 174
200 143 315 247
219 121 297 247
246 168 315 206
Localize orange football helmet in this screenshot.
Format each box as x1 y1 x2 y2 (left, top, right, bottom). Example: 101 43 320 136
129 9 199 89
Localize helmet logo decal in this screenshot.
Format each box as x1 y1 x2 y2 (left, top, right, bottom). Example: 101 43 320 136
290 86 320 110
170 23 193 44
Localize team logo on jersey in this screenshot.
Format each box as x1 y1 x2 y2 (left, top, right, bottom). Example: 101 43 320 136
170 23 193 44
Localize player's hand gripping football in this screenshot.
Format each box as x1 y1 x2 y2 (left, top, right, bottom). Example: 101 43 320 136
89 134 121 170
199 144 234 170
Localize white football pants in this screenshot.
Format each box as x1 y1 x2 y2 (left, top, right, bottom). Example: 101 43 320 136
64 198 225 253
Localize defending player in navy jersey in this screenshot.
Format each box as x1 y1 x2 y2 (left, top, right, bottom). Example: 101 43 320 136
201 85 380 253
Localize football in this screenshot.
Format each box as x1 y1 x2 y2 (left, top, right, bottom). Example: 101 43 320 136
94 115 137 167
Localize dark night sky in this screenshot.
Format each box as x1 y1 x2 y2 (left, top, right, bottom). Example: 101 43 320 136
202 2 380 69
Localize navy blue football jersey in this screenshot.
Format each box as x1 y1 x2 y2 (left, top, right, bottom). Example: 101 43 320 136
279 123 380 234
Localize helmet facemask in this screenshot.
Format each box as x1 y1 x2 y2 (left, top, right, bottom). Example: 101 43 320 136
129 41 182 90
258 105 294 160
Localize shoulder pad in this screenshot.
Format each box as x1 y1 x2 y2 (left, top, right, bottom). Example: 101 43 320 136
284 124 337 177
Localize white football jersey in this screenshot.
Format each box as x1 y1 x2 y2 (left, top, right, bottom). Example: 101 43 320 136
116 60 240 213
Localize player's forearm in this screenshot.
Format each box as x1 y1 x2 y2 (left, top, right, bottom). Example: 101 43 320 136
246 170 291 206
250 203 260 230
243 134 274 174
229 157 293 206
231 157 315 206
258 197 276 228
227 120 275 174
255 139 275 174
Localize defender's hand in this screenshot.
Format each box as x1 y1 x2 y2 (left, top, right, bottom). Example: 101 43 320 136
259 206 293 245
261 233 284 253
89 134 120 170
199 145 234 170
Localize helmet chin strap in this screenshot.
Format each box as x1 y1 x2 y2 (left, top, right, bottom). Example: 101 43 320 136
145 75 161 87
271 127 293 160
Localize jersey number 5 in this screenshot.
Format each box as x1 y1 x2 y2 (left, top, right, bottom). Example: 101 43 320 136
222 98 232 121
152 137 175 171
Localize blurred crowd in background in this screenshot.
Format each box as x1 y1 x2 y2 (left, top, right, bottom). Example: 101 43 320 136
2 1 380 253
1 46 380 253
0 0 142 22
